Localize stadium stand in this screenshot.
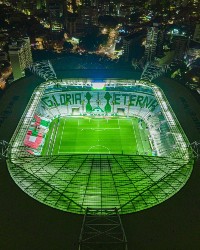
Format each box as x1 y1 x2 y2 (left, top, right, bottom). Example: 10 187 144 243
12 82 187 159
24 115 51 154
30 84 184 158
7 79 192 215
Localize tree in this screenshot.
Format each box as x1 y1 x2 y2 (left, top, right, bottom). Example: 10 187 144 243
63 41 73 51
80 32 109 52
98 15 118 28
98 34 109 46
80 34 99 51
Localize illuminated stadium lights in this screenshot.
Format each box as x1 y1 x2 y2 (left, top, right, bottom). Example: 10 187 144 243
7 79 193 214
91 81 106 90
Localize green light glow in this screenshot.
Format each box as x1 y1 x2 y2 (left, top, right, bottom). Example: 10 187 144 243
8 154 193 214
41 117 152 155
7 80 194 214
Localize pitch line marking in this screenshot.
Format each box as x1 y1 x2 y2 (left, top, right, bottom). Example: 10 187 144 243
58 118 66 154
137 121 143 153
132 119 139 154
46 123 56 156
80 128 120 131
51 118 60 155
137 120 145 154
88 145 110 154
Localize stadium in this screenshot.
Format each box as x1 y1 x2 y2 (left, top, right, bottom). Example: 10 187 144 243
6 77 193 215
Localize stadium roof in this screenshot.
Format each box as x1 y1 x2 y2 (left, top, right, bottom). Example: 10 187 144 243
8 153 193 215
6 78 193 215
55 69 142 80
27 57 142 80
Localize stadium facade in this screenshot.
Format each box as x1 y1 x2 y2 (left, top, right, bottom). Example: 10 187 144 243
7 79 193 214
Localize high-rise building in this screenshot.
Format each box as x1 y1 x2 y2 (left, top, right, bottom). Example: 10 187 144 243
98 0 110 15
144 23 164 63
145 26 159 62
156 29 164 58
16 0 37 14
193 24 200 43
10 0 46 12
8 37 33 81
79 5 98 28
123 36 134 62
91 0 98 6
122 32 145 62
81 0 92 6
36 0 46 10
172 36 189 60
47 0 67 32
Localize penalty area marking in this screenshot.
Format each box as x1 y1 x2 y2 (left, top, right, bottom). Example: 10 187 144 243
80 128 120 132
88 145 111 154
80 128 105 132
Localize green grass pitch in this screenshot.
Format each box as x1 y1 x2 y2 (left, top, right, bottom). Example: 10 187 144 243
42 117 152 155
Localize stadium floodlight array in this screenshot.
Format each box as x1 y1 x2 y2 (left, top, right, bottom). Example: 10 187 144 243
7 79 193 215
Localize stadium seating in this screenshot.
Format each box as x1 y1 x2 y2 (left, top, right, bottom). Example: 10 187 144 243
34 86 182 158
8 81 192 215
24 115 51 154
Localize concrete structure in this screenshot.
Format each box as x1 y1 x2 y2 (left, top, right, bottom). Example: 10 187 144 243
172 35 189 60
145 27 158 62
8 37 33 81
123 36 134 62
36 0 46 10
0 69 200 250
0 52 8 61
193 23 200 43
79 6 98 27
47 0 67 32
122 31 145 62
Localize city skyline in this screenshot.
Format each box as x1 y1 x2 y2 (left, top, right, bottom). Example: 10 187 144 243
0 1 200 249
